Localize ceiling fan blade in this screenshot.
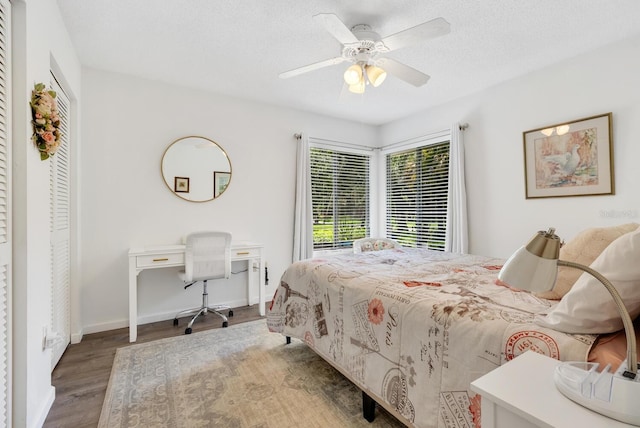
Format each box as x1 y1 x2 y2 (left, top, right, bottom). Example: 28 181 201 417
279 56 346 79
313 13 359 45
377 57 430 87
381 17 450 52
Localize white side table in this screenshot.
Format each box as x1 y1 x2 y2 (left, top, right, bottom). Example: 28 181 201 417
470 351 633 428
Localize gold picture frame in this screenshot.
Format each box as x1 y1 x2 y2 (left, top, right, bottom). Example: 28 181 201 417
523 113 614 199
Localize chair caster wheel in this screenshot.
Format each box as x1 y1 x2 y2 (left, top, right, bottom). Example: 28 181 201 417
173 319 178 326
185 327 192 334
228 310 234 317
222 321 229 328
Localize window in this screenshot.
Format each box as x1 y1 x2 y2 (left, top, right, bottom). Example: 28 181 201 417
386 141 450 250
310 147 370 250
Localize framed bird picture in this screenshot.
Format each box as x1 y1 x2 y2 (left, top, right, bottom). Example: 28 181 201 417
523 112 614 198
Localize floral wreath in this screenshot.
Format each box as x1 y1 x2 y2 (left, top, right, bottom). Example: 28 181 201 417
30 83 62 160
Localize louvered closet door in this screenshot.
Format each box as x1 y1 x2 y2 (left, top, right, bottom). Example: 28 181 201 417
0 0 11 425
50 75 70 369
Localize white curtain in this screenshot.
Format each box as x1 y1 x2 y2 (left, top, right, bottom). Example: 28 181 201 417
445 123 469 253
292 133 314 262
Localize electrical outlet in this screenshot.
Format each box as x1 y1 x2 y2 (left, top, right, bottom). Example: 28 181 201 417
45 331 62 349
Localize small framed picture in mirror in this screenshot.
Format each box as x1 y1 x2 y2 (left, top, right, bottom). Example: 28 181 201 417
174 176 190 193
214 171 230 197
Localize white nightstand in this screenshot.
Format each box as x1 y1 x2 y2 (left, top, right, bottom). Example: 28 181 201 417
470 351 634 428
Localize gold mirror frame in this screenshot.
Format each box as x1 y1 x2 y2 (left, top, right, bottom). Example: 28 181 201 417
161 136 232 202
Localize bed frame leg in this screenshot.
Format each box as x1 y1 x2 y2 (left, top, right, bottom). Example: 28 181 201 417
362 391 376 422
286 336 291 344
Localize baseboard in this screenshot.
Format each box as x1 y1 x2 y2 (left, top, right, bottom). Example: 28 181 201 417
32 385 55 428
70 331 84 344
81 318 130 336
81 298 259 336
137 297 252 325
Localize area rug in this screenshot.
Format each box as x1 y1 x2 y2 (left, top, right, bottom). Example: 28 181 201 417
99 320 404 427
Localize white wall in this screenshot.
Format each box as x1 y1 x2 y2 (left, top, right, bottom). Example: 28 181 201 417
12 0 82 426
80 33 640 336
380 34 640 258
79 68 379 334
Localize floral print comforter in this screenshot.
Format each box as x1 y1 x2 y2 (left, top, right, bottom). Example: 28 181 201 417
267 247 595 428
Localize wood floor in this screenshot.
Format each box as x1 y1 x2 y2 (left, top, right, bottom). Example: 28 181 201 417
43 304 265 428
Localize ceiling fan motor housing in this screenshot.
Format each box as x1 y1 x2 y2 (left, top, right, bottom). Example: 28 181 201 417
342 24 388 65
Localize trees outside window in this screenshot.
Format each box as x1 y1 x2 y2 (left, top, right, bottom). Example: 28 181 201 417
309 140 450 253
310 147 370 250
386 142 450 250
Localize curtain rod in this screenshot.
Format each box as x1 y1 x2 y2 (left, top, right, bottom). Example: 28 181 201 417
295 124 468 139
292 134 376 152
380 123 469 151
294 123 468 149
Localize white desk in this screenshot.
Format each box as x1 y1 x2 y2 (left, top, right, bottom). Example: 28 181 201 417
128 242 265 342
470 351 633 428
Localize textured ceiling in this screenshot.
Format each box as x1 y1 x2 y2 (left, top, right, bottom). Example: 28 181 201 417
56 0 640 125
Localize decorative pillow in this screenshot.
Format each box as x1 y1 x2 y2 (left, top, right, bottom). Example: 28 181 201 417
536 223 639 300
359 241 375 252
361 240 394 252
355 238 399 253
535 227 640 334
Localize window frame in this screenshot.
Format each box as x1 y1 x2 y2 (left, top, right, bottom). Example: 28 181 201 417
379 131 451 250
309 139 375 256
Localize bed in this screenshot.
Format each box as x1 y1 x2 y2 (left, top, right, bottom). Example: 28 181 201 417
266 247 601 427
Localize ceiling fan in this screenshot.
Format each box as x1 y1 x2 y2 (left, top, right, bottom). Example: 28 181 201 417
279 13 451 94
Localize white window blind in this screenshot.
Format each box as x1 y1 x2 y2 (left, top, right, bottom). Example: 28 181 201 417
386 141 450 250
310 147 370 250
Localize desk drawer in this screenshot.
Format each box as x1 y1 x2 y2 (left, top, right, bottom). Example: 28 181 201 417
137 253 184 268
232 248 261 259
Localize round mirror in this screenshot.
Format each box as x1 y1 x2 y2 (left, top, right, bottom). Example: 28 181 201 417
161 136 232 202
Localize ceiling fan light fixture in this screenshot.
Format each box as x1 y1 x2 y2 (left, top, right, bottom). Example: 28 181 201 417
348 79 366 94
365 64 387 87
343 64 363 85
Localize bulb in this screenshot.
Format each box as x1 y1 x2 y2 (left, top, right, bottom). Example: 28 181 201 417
343 64 363 85
349 79 365 94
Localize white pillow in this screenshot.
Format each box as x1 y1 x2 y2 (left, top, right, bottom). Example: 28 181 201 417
535 227 640 334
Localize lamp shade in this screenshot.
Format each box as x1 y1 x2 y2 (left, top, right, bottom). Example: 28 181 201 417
348 79 365 94
343 64 363 85
498 228 562 293
365 65 387 87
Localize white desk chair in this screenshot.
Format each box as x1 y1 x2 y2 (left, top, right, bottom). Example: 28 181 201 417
173 231 233 334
